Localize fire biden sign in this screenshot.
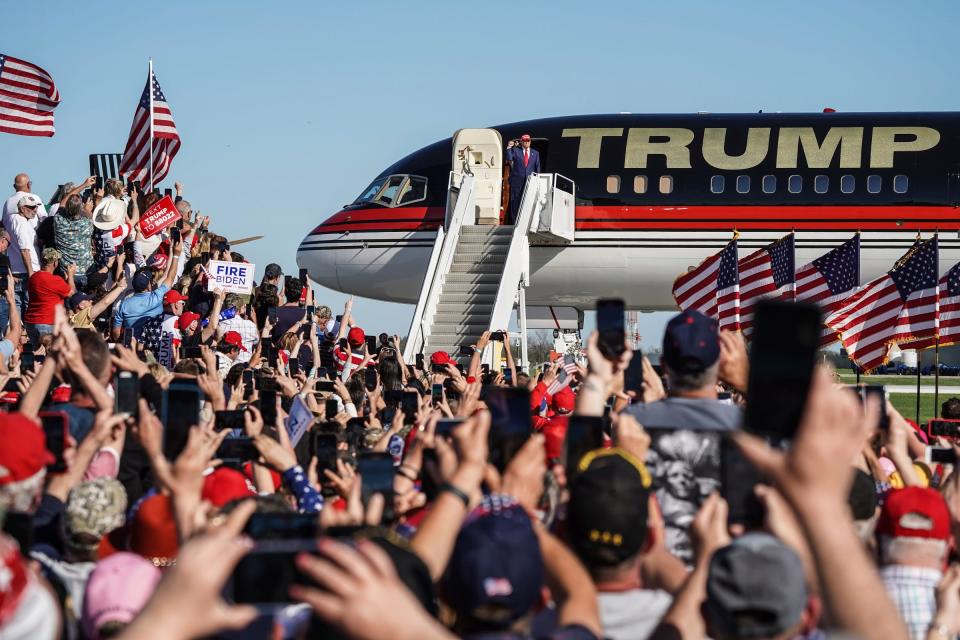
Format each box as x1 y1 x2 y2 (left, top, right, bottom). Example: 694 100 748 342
207 261 256 294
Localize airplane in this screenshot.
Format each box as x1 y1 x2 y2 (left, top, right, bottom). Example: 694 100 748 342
296 111 960 317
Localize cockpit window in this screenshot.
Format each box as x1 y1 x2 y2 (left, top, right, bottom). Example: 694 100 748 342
397 176 428 205
352 174 428 207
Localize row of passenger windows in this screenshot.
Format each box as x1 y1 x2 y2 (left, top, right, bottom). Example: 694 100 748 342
604 174 909 195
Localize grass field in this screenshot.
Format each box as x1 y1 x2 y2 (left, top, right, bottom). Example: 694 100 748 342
836 372 960 387
890 393 939 425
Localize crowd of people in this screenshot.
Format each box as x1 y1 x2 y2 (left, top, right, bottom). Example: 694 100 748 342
2 170 960 640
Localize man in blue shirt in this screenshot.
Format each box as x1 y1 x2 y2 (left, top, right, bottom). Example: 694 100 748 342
111 239 182 341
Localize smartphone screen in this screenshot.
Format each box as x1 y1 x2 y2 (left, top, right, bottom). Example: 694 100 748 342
170 226 181 243
484 386 532 472
39 411 69 473
19 351 34 374
325 398 339 418
289 357 300 377
436 418 464 436
596 298 626 359
313 433 340 478
929 419 960 438
721 437 764 528
863 385 890 432
316 380 335 392
563 415 606 475
402 391 419 424
623 351 644 397
744 301 821 441
162 381 202 460
259 389 278 426
242 369 254 397
415 353 424 370
215 437 258 462
365 336 378 354
114 372 140 417
267 306 278 325
459 345 475 357
229 539 317 604
431 383 443 404
182 346 202 359
365 367 378 392
503 368 513 385
215 410 247 431
357 452 395 521
298 268 308 283
927 446 959 465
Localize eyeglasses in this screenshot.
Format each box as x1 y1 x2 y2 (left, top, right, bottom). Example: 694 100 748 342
23 205 38 210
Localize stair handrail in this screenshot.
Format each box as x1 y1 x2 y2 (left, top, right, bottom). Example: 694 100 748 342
403 173 475 363
483 173 544 361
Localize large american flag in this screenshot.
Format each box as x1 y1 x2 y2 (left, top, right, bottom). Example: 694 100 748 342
738 234 795 338
672 239 740 331
119 68 180 188
795 235 861 346
0 54 60 137
899 262 960 351
826 237 939 372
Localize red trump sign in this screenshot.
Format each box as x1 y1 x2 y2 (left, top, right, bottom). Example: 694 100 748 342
138 196 180 239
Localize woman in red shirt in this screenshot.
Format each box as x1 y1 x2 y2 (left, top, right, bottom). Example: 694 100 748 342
25 248 75 347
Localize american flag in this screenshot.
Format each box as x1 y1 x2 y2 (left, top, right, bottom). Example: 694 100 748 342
0 54 60 137
119 67 180 188
738 234 795 338
672 239 740 331
899 262 960 351
795 235 861 346
826 237 939 372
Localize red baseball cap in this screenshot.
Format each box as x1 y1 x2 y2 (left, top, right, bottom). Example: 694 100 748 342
177 312 200 331
551 387 575 414
129 495 179 568
431 351 452 366
201 467 255 507
520 134 531 141
347 326 365 348
221 331 248 352
877 487 951 540
163 290 187 306
0 413 53 486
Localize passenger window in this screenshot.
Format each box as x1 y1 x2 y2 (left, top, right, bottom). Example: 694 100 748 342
840 175 855 194
788 175 802 194
736 175 750 194
397 176 428 205
633 175 648 194
893 175 908 194
606 175 620 194
814 175 829 194
710 175 725 194
762 175 776 194
867 175 882 194
659 175 673 194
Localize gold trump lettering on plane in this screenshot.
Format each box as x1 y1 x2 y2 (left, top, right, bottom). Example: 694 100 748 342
561 126 941 170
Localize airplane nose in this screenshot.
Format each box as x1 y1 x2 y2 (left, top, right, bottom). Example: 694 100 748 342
296 216 345 292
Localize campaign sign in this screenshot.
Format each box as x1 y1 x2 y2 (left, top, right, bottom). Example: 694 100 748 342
285 395 313 447
138 196 180 238
207 261 256 294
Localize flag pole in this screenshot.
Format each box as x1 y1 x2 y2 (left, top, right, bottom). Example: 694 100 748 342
935 338 941 416
916 355 922 425
148 58 154 192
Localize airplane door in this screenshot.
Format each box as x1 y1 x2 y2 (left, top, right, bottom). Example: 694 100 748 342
452 128 503 225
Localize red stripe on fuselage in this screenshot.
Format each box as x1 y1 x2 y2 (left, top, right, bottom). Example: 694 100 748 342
309 205 960 235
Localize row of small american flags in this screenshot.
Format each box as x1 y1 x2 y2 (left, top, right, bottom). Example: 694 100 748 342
672 233 951 372
0 53 180 188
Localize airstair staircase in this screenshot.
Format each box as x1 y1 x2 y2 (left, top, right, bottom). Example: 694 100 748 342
402 128 576 368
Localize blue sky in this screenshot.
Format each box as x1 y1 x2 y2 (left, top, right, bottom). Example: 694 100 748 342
3 0 959 349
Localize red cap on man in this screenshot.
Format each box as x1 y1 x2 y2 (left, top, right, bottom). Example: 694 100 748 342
877 487 951 540
201 468 256 507
551 387 576 414
347 327 366 349
0 413 54 486
178 312 201 332
431 351 453 367
163 290 187 307
520 134 531 141
221 331 248 352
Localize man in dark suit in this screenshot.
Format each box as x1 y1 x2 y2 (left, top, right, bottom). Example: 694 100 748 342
504 133 540 224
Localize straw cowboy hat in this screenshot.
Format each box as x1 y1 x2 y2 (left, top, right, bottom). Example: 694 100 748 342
92 198 128 231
